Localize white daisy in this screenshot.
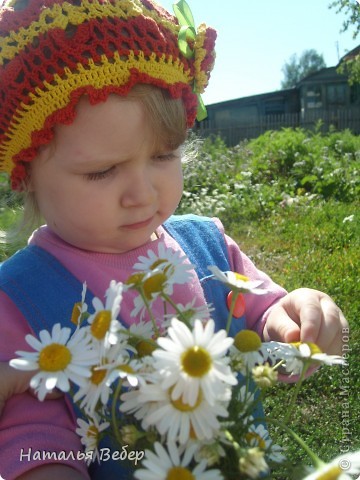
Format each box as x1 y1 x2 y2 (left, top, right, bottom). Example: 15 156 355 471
302 450 360 480
105 358 142 388
86 280 124 347
153 318 237 407
195 440 226 467
70 282 89 326
133 242 195 286
245 423 286 463
208 266 268 295
10 323 98 401
165 299 212 326
73 342 130 414
129 268 173 319
135 379 230 444
128 244 195 320
134 441 224 480
75 414 110 464
128 320 158 357
280 342 346 375
239 447 269 479
230 330 269 371
120 387 158 425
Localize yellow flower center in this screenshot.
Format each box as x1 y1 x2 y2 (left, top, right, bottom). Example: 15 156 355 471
170 389 202 412
166 467 195 480
71 302 82 326
126 272 146 287
90 366 107 385
234 330 262 352
150 259 167 270
234 272 250 282
91 311 111 340
38 343 72 371
316 465 342 480
292 341 323 355
181 346 212 377
143 272 167 300
87 425 99 439
136 340 157 357
118 364 135 374
245 432 266 450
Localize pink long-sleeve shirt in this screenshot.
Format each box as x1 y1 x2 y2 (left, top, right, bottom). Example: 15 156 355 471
0 218 287 479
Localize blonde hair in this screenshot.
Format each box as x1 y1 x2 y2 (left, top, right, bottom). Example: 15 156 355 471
1 85 188 246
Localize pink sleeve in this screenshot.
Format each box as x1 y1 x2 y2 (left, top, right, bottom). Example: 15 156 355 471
213 219 313 384
0 292 90 480
212 218 288 337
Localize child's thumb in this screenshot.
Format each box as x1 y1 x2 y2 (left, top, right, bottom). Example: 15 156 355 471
0 362 32 415
0 362 63 417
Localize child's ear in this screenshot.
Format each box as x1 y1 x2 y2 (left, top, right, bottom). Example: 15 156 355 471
25 166 36 192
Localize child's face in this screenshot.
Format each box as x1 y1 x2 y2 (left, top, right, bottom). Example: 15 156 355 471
29 94 184 253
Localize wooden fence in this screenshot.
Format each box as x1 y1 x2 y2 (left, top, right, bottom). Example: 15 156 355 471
195 107 360 146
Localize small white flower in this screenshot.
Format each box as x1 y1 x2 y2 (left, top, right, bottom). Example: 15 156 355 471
208 266 268 295
76 414 109 464
246 423 286 463
153 318 237 407
71 282 89 326
280 342 345 375
239 447 269 479
120 387 157 424
129 244 195 319
10 323 98 401
134 441 224 480
230 330 269 371
133 242 195 286
73 342 130 414
302 450 360 479
165 299 212 325
86 280 124 347
134 379 230 444
105 358 142 388
342 214 354 223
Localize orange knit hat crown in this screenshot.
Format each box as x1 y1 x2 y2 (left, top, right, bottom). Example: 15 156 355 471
0 0 216 190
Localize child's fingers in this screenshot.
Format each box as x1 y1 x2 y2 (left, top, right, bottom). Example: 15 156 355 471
0 363 33 415
310 297 347 355
0 362 63 417
263 304 301 343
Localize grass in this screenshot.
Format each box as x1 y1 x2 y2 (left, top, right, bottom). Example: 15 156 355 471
225 199 360 475
1 193 359 477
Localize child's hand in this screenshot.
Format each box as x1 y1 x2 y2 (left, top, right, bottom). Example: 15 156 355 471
263 288 348 356
0 362 62 416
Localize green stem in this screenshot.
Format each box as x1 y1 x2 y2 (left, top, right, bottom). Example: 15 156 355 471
139 287 159 336
117 328 158 348
161 292 191 328
261 417 323 468
283 360 311 425
111 379 124 447
226 291 238 334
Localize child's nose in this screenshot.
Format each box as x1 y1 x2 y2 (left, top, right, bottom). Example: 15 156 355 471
120 167 156 207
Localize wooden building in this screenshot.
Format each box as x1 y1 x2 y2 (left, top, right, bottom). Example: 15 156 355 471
195 46 360 145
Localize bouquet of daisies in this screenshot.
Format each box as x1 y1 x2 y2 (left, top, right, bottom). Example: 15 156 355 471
10 244 360 480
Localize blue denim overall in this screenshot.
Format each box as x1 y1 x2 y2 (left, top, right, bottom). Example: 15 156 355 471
1 214 259 478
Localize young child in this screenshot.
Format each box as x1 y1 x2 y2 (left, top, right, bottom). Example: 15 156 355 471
0 0 347 479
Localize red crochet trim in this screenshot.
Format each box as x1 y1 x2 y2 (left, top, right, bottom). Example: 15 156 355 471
10 72 197 190
0 13 193 148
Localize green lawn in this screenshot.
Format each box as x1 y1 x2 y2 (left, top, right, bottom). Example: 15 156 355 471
1 199 359 477
226 199 360 475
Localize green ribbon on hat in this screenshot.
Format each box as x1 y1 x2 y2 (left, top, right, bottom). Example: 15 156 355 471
173 0 208 122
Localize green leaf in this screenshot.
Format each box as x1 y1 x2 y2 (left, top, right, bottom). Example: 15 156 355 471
173 0 195 29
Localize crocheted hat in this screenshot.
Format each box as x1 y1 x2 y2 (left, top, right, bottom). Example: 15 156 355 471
0 0 216 190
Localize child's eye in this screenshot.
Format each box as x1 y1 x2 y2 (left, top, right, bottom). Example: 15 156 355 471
154 152 178 162
85 166 115 181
